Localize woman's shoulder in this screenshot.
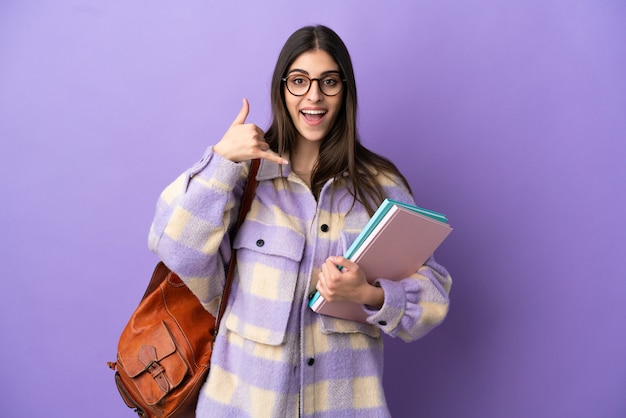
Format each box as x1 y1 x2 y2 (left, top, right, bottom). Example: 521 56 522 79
362 163 408 191
369 167 414 203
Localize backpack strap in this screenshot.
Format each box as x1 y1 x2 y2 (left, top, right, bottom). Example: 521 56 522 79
213 158 260 341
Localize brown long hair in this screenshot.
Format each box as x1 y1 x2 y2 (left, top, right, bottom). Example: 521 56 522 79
265 25 412 216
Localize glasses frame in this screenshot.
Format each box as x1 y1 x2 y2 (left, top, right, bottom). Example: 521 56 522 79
281 73 347 97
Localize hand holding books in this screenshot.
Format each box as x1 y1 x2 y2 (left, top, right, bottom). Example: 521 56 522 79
309 199 453 323
317 256 384 309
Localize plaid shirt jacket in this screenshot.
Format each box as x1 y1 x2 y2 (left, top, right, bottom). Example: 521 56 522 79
148 149 452 417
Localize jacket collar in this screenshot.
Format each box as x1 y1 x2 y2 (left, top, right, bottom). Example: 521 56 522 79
254 157 354 182
256 158 291 181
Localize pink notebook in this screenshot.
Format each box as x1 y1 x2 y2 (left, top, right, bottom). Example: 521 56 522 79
309 199 452 322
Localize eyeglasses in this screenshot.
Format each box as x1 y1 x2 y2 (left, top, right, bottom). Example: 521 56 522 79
282 73 345 97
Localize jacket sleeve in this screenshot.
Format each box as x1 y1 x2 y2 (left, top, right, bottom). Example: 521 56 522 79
147 148 248 315
364 256 452 342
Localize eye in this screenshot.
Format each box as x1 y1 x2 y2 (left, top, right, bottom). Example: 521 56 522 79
290 76 308 85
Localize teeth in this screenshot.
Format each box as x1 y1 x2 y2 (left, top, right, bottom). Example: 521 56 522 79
301 109 326 115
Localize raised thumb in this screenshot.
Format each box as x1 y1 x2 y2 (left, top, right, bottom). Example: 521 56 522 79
231 98 250 126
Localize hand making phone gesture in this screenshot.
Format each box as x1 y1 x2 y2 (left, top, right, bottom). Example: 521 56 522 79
213 98 288 165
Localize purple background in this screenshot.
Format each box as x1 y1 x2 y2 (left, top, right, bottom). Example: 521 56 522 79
1 1 625 417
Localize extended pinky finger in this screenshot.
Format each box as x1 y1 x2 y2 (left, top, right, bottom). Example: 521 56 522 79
258 150 288 165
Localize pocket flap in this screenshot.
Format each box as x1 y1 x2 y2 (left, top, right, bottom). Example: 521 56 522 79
319 315 381 338
118 321 188 405
120 321 178 378
234 220 305 261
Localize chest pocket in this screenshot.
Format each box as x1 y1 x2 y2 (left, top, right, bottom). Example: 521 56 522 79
225 220 305 346
318 314 381 338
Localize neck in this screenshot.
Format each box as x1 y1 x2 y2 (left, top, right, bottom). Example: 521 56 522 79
291 140 319 172
291 140 320 187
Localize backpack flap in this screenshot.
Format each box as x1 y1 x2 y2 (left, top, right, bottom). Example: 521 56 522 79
118 321 188 405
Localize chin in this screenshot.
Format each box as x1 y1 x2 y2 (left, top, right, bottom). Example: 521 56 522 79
295 126 327 143
301 133 327 143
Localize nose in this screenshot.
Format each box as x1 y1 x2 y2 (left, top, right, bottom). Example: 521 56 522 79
305 79 322 102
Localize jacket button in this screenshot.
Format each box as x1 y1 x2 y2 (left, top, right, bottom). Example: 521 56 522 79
307 358 315 366
378 320 387 326
320 224 329 232
256 239 265 247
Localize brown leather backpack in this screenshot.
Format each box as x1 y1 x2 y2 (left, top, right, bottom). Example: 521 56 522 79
107 159 259 417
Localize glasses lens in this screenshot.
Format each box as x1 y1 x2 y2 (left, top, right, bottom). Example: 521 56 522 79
286 75 310 96
320 75 343 96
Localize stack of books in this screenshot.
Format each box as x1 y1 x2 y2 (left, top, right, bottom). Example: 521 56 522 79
308 198 453 322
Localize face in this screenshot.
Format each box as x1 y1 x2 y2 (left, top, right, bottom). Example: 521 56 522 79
284 49 344 146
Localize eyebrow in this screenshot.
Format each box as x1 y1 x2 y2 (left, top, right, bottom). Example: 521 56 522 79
287 69 341 76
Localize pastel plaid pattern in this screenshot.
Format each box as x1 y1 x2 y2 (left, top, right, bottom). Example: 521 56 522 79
149 149 451 417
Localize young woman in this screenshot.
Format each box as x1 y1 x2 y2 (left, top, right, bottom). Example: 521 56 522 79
149 25 451 417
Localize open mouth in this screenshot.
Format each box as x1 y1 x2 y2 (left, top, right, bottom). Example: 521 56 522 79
300 109 327 123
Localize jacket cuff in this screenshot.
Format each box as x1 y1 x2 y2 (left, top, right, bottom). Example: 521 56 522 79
184 146 243 191
363 279 409 333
